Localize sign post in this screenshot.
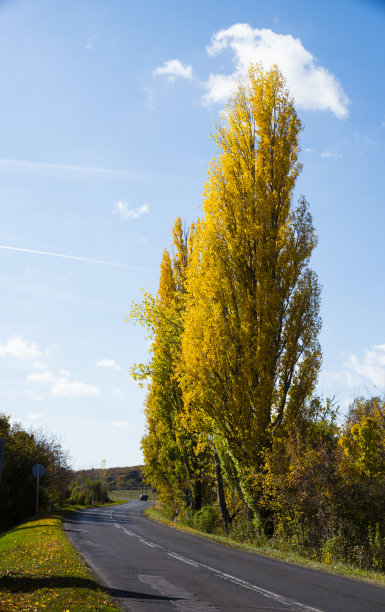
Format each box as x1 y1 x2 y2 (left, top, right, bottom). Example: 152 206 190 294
0 439 5 490
32 464 46 517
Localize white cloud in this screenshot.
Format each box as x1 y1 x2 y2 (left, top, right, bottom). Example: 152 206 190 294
24 391 43 401
153 59 193 82
111 420 130 428
321 150 343 159
52 376 99 397
85 34 96 51
319 344 385 409
202 23 349 119
0 336 41 359
145 88 156 111
0 245 152 272
0 158 146 179
345 344 385 389
33 361 46 370
27 412 43 420
113 202 149 220
26 370 54 383
27 368 99 397
96 358 122 371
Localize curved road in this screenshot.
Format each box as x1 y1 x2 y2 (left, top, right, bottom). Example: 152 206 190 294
64 501 385 611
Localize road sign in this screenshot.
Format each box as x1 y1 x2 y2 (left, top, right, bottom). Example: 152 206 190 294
32 464 46 517
32 464 46 478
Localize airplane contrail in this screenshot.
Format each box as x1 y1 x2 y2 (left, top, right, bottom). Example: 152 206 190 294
0 245 155 272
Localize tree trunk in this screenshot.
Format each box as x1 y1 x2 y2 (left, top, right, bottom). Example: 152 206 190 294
213 447 230 534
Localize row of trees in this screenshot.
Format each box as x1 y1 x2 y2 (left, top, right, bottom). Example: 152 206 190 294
130 65 385 569
0 413 71 530
73 465 145 490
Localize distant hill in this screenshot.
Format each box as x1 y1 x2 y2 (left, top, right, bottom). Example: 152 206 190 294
73 465 147 490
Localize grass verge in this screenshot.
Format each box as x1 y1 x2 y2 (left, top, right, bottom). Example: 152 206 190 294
0 505 120 612
145 506 385 588
108 489 154 502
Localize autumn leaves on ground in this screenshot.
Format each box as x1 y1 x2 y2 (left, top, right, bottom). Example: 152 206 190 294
131 65 385 573
0 511 117 612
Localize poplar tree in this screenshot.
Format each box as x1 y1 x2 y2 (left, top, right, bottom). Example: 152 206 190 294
181 65 321 515
130 219 210 511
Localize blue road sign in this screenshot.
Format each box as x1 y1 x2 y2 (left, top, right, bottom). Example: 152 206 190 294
32 463 46 478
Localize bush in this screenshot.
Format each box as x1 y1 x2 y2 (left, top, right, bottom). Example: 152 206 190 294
193 506 221 534
69 478 109 505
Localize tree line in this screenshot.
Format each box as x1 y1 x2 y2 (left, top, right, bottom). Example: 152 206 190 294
0 413 71 530
130 65 385 570
73 465 145 490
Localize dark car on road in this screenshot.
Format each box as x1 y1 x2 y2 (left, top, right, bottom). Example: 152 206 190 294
139 494 148 501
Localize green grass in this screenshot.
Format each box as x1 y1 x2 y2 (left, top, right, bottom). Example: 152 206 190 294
0 507 120 612
108 488 154 502
145 506 385 587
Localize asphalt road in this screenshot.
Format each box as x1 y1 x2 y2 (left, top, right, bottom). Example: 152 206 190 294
63 501 385 611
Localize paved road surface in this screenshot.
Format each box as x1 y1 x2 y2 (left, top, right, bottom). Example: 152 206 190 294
64 501 385 611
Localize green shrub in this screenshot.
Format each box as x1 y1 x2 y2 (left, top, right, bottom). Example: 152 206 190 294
193 506 221 534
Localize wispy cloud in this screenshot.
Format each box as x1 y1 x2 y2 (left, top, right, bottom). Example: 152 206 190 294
33 361 47 371
27 368 100 397
96 358 122 371
0 158 148 178
24 392 43 402
52 376 99 397
0 245 154 272
200 24 349 118
321 150 343 159
345 344 385 390
144 88 156 111
319 343 385 411
113 202 149 220
27 411 43 419
111 420 130 428
153 59 193 82
85 34 96 51
0 336 41 359
27 371 54 383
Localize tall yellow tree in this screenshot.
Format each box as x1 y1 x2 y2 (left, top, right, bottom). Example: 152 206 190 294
181 65 321 514
130 218 212 512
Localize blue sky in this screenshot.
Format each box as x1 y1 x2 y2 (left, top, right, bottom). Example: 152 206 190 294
0 0 384 469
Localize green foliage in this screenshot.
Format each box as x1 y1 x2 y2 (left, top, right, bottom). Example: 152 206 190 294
193 506 221 534
0 414 71 531
74 465 145 490
69 477 109 505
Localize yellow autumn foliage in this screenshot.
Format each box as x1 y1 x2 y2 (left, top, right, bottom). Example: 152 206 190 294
181 65 321 512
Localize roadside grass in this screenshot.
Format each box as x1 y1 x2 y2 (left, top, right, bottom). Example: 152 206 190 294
145 506 385 588
0 505 120 612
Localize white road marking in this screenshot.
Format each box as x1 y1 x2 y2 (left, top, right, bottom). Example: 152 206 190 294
168 552 200 567
141 540 157 548
109 509 324 612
